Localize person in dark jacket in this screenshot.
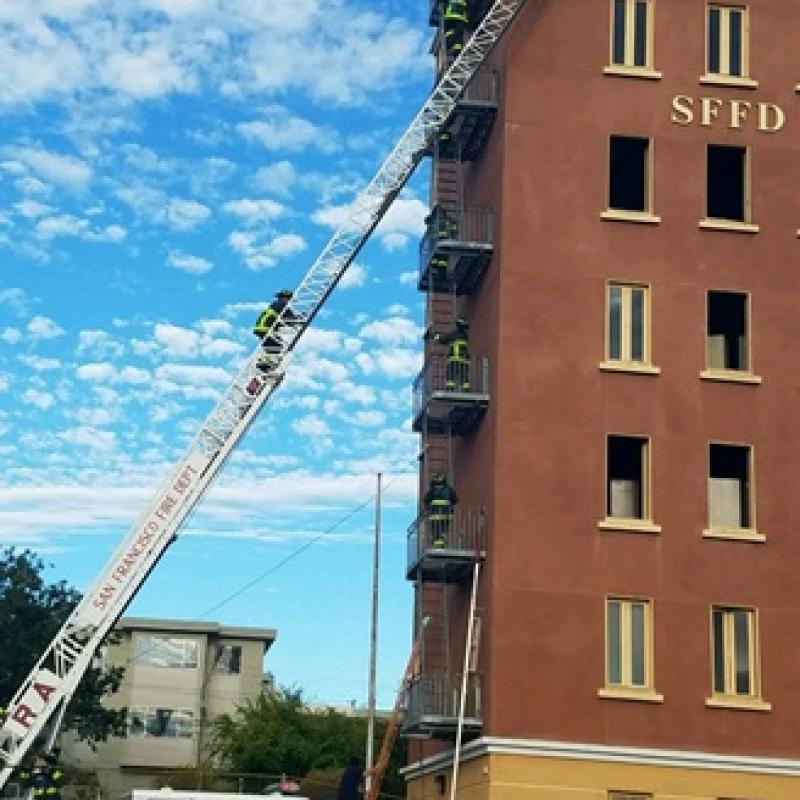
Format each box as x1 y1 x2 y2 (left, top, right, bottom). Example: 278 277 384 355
337 757 364 800
424 473 458 548
253 289 299 372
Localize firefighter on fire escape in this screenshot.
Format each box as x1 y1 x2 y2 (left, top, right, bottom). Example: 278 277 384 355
426 316 471 391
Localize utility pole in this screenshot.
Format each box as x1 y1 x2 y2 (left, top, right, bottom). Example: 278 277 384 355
365 472 382 793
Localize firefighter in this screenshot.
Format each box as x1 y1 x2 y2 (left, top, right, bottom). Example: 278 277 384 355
427 316 471 391
425 208 458 284
443 0 469 55
253 289 298 372
424 473 458 548
31 753 63 800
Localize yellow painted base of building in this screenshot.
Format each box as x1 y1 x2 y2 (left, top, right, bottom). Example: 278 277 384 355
405 739 800 800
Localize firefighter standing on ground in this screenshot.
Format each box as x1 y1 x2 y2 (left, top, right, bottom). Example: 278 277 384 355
427 316 471 391
31 753 63 800
443 0 469 55
425 473 458 548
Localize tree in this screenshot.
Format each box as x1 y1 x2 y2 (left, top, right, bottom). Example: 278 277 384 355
212 688 407 800
0 547 127 746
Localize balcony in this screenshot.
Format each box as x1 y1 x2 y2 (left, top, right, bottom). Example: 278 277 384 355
403 671 483 739
407 508 487 583
419 206 494 294
427 67 498 162
412 354 489 436
429 0 493 28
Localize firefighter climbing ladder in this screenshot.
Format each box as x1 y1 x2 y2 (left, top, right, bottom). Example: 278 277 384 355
0 0 528 788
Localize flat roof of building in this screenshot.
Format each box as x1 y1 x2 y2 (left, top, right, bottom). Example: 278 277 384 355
117 617 277 647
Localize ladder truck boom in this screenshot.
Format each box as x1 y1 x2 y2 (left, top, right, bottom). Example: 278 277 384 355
0 0 527 788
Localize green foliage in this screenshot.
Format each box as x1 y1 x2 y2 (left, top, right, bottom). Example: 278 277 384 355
212 687 407 799
0 547 127 746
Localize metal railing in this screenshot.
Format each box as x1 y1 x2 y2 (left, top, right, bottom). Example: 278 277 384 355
412 354 490 420
406 671 482 724
419 205 494 275
407 508 487 570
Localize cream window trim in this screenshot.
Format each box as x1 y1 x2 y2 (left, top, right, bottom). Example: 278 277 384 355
603 65 662 80
705 4 750 80
708 443 756 534
699 74 758 88
609 0 656 71
602 210 661 224
698 218 759 234
605 282 654 368
705 695 772 712
598 518 662 534
598 687 664 703
796 83 800 92
703 527 765 542
600 362 661 375
700 369 761 384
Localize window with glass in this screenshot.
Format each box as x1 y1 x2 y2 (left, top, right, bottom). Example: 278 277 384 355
215 644 242 675
707 144 749 223
609 793 653 800
607 283 651 367
711 607 762 701
606 598 654 691
707 291 751 374
607 435 650 521
128 707 194 738
608 136 652 214
708 443 753 531
134 635 198 668
707 5 749 78
610 0 654 70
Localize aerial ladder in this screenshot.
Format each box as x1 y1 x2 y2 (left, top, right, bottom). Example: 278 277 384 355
0 0 528 789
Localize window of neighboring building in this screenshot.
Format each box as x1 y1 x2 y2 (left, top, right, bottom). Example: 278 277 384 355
215 644 242 675
607 435 650 521
610 0 655 70
128 707 194 738
134 635 198 668
605 598 657 694
706 5 749 79
710 607 767 707
706 144 749 223
608 136 653 215
708 443 754 531
606 282 653 368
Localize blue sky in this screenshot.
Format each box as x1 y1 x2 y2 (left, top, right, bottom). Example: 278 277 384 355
0 0 435 708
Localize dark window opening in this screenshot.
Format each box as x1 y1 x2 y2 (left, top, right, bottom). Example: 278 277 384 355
709 443 751 528
707 144 746 221
707 291 748 371
728 10 743 76
607 435 646 519
215 644 242 675
609 136 649 212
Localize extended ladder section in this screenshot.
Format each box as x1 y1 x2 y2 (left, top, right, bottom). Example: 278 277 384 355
0 0 528 788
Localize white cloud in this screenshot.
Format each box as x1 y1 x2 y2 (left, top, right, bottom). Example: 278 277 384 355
359 316 419 345
0 288 31 316
372 348 422 379
338 263 367 289
292 415 330 438
76 363 149 385
222 301 264 318
198 319 232 337
28 315 65 340
59 426 117 451
1 328 22 344
22 388 55 410
15 200 53 218
228 230 307 271
77 330 125 359
155 364 231 387
167 251 213 275
236 107 339 153
104 42 194 100
349 410 386 428
252 160 296 197
154 323 200 356
35 214 89 239
18 355 61 371
4 146 91 187
222 198 284 224
87 224 127 243
166 198 211 230
399 270 418 286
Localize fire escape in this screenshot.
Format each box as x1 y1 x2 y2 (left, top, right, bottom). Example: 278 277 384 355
403 0 497 741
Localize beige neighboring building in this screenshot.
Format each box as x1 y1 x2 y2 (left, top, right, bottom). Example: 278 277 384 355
63 617 276 796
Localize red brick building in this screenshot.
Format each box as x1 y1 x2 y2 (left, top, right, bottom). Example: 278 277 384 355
404 2 800 798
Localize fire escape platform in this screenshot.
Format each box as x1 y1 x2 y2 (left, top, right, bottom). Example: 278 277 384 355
413 390 489 436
